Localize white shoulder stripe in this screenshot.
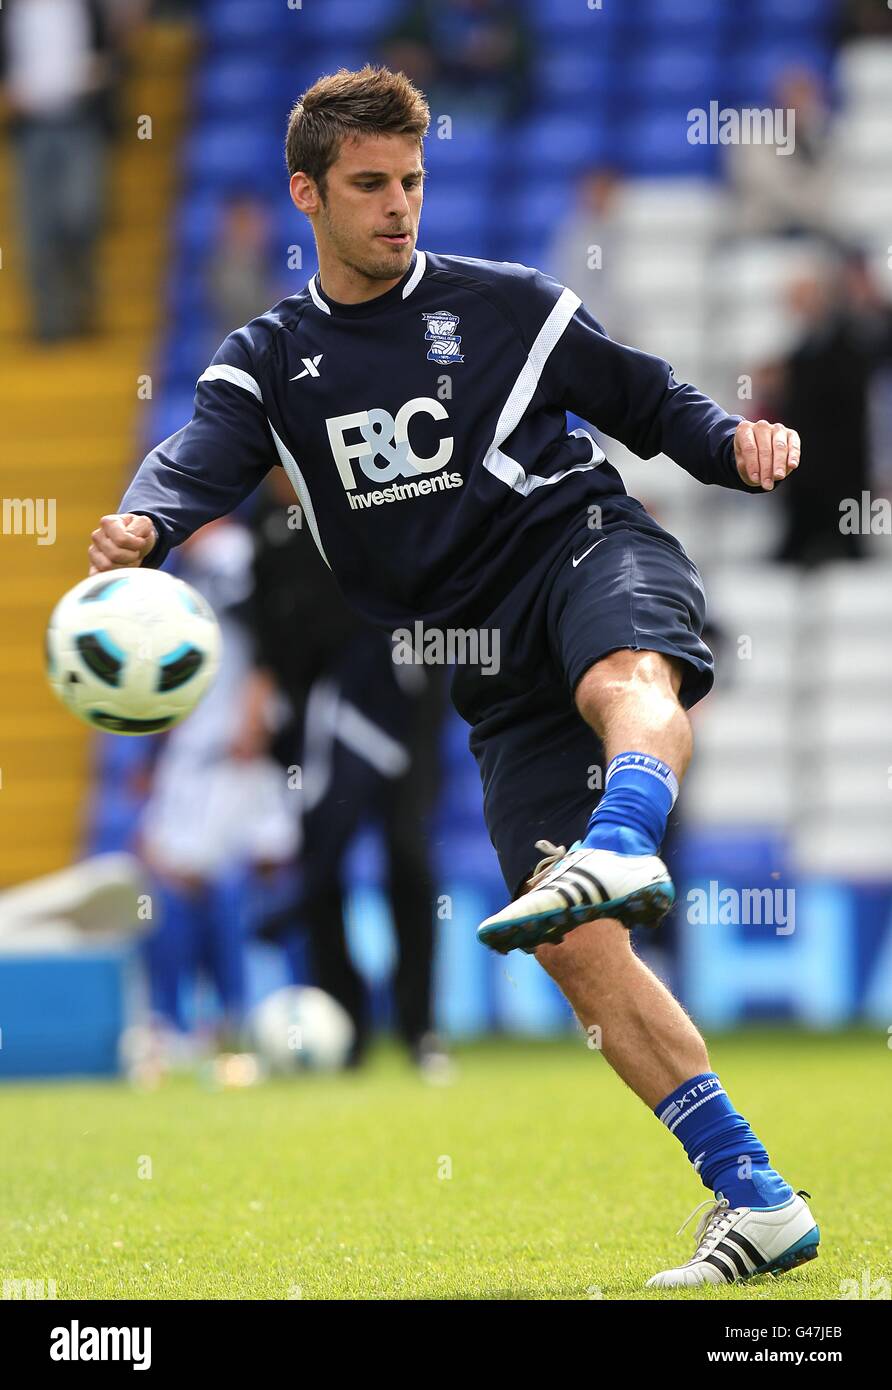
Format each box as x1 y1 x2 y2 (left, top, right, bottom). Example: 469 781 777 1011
198 365 262 400
308 274 331 314
483 286 595 496
401 250 427 299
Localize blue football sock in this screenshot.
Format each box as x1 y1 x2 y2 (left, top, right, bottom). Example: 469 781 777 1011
655 1073 794 1209
582 752 679 857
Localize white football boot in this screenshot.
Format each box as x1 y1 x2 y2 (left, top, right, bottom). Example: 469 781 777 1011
476 839 674 954
646 1191 820 1288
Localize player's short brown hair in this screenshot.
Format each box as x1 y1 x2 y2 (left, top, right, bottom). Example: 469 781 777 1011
285 65 430 198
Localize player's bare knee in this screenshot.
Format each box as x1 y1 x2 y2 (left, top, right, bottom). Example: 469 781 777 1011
574 649 683 732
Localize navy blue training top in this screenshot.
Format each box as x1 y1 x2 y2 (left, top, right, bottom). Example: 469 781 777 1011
121 250 753 631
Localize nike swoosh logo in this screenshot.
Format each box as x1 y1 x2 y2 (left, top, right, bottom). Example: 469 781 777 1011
572 538 604 567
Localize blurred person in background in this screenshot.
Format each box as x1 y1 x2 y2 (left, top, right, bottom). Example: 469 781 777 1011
758 249 892 565
137 519 298 1067
726 67 835 241
381 0 530 122
98 0 152 143
841 0 892 40
206 192 278 344
0 0 124 341
240 471 449 1076
549 167 629 344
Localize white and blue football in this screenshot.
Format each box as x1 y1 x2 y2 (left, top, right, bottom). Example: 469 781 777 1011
249 986 355 1074
45 568 221 735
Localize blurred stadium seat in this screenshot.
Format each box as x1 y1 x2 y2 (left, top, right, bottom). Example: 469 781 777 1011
838 37 892 103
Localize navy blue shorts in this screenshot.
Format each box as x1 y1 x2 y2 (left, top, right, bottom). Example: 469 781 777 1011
450 512 713 898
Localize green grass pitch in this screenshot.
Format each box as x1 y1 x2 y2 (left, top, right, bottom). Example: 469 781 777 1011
1 1029 888 1300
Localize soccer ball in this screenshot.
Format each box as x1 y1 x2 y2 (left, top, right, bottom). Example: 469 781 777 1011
248 987 355 1074
45 568 221 735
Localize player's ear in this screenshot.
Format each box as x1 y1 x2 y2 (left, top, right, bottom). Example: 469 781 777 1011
290 171 319 215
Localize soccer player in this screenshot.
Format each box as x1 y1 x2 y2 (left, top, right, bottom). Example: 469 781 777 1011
88 66 819 1288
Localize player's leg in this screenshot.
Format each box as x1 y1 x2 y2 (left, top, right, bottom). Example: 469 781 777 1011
457 529 819 1286
535 918 819 1286
574 645 691 854
537 916 704 1104
576 648 691 816
477 526 702 953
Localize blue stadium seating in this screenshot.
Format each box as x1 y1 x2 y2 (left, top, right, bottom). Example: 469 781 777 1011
616 0 731 37
748 0 840 30
144 389 199 448
194 59 285 117
508 114 610 176
728 40 835 106
535 48 615 107
183 120 281 194
619 109 721 178
502 178 580 242
202 0 292 47
164 328 218 384
296 0 405 42
416 183 496 258
193 59 313 126
176 190 227 258
496 237 550 273
633 45 725 105
423 121 503 176
522 0 620 39
272 211 317 272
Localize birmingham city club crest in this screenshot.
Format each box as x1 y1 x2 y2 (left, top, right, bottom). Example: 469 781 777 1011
422 309 464 365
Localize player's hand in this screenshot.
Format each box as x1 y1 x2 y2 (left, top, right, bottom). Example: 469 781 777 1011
734 419 800 491
88 513 157 574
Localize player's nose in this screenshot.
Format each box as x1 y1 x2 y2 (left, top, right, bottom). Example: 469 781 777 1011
383 180 412 219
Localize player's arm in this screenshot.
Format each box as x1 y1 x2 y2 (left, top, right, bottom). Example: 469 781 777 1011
541 289 799 492
89 329 278 573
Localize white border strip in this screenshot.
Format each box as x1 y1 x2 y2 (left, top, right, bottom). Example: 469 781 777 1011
401 250 427 299
268 420 330 568
308 274 331 315
482 287 601 496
